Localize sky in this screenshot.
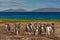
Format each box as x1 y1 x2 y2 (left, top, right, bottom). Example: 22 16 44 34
0 0 60 11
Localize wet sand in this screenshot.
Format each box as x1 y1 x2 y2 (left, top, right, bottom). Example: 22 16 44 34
0 22 60 40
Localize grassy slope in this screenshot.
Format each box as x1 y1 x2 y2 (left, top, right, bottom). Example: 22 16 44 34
0 18 60 22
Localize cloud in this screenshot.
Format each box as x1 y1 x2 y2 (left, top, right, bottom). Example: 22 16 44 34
0 0 60 11
0 0 31 11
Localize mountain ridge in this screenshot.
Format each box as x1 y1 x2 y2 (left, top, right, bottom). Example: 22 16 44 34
2 9 27 12
31 8 60 12
2 8 60 12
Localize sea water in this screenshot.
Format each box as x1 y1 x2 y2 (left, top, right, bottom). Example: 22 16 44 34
0 12 60 19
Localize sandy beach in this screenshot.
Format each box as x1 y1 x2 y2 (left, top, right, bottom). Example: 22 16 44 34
0 21 60 40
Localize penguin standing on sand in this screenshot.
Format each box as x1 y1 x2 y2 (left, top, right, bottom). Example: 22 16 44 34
5 24 10 32
14 24 17 34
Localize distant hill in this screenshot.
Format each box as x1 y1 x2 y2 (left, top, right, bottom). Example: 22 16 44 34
1 8 60 12
31 8 60 12
2 9 27 12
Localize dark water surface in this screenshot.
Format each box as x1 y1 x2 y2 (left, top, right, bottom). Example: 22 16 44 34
0 12 60 19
